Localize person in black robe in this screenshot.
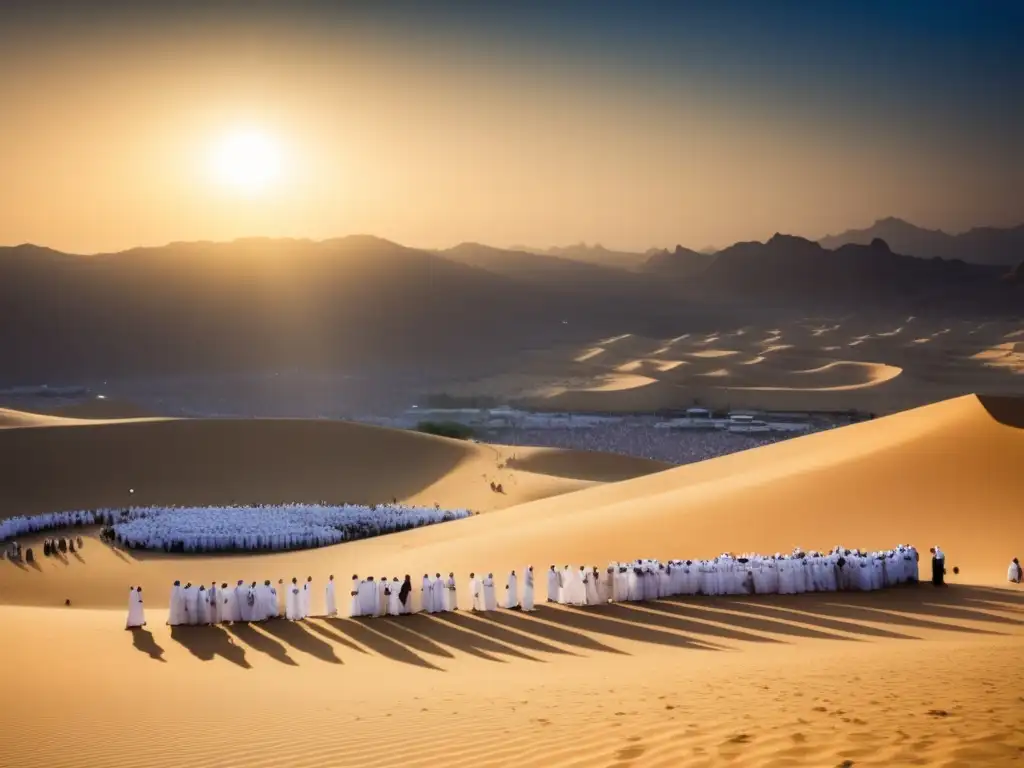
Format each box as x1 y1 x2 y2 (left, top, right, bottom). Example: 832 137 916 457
399 575 413 613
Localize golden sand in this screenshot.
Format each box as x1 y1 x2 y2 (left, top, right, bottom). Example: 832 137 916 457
1 396 1022 766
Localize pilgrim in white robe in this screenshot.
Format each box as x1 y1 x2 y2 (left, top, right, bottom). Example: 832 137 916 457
1009 560 1023 584
196 587 211 624
301 581 312 618
286 583 302 620
325 578 338 617
236 583 251 622
546 567 560 603
564 569 586 606
597 568 612 603
469 575 484 611
433 575 447 612
445 575 457 611
584 569 601 605
126 587 146 629
505 571 519 609
349 578 362 618
208 584 219 623
378 577 389 618
388 579 402 615
421 576 435 613
358 579 377 617
522 568 535 611
168 583 185 626
185 585 199 625
482 575 497 611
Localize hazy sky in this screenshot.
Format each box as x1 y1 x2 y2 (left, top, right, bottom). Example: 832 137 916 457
1 0 1021 254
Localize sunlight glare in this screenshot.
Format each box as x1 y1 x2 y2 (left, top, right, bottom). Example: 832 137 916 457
208 128 283 195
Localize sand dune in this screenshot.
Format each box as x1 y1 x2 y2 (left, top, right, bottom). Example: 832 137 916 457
489 316 1024 413
1 395 1023 768
0 416 664 522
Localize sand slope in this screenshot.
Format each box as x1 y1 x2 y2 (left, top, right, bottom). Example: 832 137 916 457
3 394 1019 611
0 414 668 522
1 396 1023 768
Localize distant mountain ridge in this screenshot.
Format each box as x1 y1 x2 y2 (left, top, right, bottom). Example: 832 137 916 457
819 217 1024 266
1 232 1019 384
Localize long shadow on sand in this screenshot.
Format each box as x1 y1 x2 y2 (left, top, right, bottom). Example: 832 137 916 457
324 617 442 670
158 585 1022 670
130 627 166 662
532 604 721 652
223 623 294 666
171 624 252 668
260 620 342 664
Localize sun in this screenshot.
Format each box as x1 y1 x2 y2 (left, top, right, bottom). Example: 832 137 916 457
208 128 283 195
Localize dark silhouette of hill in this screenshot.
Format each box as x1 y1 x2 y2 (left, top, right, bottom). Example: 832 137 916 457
0 234 1018 385
819 217 1024 266
510 242 650 270
0 237 730 384
640 244 716 279
680 234 1020 312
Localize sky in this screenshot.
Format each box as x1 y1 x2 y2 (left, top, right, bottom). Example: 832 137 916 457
1 0 1021 254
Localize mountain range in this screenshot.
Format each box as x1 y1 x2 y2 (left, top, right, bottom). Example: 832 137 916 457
0 230 1019 383
818 217 1024 266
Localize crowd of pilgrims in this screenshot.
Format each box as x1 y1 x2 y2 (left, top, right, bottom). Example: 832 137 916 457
0 504 472 555
127 544 926 629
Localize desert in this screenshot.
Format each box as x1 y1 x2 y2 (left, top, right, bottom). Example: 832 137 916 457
3 2 1024 766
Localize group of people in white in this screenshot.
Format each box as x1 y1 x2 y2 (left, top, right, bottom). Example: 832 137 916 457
107 504 472 553
0 504 472 555
127 544 924 629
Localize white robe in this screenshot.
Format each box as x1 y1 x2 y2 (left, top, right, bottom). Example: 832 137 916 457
196 589 211 624
388 582 402 615
168 585 185 625
325 580 337 616
286 584 302 620
522 570 535 611
482 576 497 611
445 577 457 611
1009 562 1022 583
421 577 434 613
126 588 146 628
505 572 518 609
433 577 447 612
349 579 362 617
185 587 199 625
208 586 219 623
547 569 560 603
584 570 600 605
236 585 251 622
301 583 312 618
357 580 377 616
469 577 484 611
564 570 586 606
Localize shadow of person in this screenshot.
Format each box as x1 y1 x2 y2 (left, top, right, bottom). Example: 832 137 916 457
376 617 456 659
324 618 442 670
437 610 575 656
170 625 251 668
261 620 342 664
303 620 370 654
470 607 628 655
659 597 877 641
130 628 166 663
417 612 541 662
224 622 297 666
72 552 85 564
603 601 787 645
541 605 720 651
